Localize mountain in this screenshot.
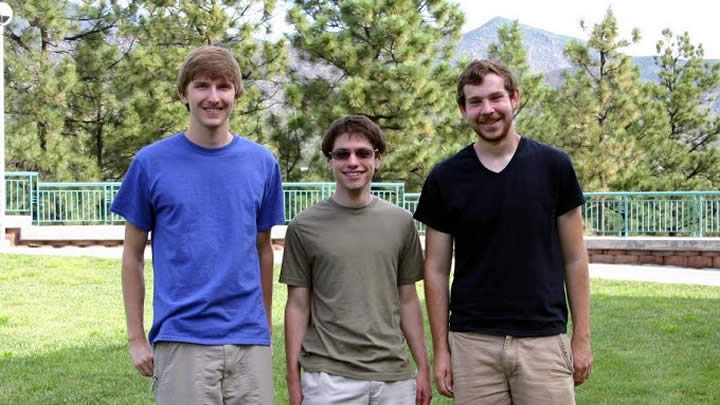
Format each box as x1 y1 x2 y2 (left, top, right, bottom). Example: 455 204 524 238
457 17 720 113
457 17 577 74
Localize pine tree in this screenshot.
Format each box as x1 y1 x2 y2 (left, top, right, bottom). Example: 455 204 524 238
5 1 289 181
285 0 464 190
645 29 720 189
4 0 100 180
63 0 140 180
549 9 652 191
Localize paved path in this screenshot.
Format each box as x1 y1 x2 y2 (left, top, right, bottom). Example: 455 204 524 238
588 263 720 286
4 245 720 287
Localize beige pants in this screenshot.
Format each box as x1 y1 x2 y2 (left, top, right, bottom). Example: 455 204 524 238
301 371 416 405
152 342 273 405
449 332 575 405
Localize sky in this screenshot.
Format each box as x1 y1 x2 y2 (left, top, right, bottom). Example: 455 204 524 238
270 0 720 59
458 0 720 59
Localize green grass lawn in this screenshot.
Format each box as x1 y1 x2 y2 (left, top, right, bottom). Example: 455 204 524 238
1 254 719 404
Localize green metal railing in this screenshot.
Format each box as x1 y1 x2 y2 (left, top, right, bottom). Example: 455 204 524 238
403 192 424 234
5 172 38 215
35 182 123 225
5 172 720 236
283 182 406 222
584 192 720 237
5 173 411 226
282 182 336 223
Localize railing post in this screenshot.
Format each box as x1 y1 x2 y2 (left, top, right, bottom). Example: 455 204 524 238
32 177 39 225
103 184 108 225
697 195 703 237
690 195 696 237
623 195 629 237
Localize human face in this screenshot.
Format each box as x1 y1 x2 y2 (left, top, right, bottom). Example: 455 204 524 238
179 76 236 132
327 133 382 197
459 73 519 143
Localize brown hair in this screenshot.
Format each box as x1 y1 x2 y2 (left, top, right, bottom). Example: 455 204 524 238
177 45 244 99
456 59 518 108
321 115 387 157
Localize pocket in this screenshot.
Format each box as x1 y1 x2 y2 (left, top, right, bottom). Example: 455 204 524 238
408 378 417 398
151 376 159 394
151 342 168 396
556 334 574 373
300 371 316 397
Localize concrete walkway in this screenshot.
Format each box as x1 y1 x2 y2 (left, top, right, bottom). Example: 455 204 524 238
588 263 720 286
4 245 720 287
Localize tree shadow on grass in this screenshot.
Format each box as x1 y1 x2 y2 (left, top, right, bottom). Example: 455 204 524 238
0 343 153 405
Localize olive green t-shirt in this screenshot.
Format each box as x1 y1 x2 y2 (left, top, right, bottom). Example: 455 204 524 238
279 197 424 381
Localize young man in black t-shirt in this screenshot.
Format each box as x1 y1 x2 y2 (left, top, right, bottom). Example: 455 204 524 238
414 60 593 404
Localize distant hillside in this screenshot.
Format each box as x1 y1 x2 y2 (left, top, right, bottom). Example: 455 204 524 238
458 17 720 113
457 17 576 73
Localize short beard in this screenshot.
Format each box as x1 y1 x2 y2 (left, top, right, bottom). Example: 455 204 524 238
474 125 509 144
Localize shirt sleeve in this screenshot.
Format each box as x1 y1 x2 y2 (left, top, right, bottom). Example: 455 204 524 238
397 215 424 285
413 170 453 234
110 157 154 231
257 157 286 232
556 152 585 216
278 220 312 287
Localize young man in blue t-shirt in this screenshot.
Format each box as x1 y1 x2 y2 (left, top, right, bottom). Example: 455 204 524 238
111 45 284 405
414 60 593 404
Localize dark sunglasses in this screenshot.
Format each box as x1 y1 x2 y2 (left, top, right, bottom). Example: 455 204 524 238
329 148 379 160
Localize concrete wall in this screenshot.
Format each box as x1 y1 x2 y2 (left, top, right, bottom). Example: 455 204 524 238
5 219 720 269
585 237 720 269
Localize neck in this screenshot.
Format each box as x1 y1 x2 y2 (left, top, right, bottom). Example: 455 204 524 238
474 132 521 157
332 188 374 208
185 123 232 148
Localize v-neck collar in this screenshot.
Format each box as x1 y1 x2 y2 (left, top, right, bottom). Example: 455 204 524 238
470 136 525 175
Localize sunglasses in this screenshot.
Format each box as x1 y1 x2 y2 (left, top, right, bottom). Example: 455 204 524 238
329 148 379 160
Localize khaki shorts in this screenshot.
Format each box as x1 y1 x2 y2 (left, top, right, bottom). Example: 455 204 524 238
449 332 575 405
152 342 273 405
301 371 416 405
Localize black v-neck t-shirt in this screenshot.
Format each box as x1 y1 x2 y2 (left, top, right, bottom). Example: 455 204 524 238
414 137 584 337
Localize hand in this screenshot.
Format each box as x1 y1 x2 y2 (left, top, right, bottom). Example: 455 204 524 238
415 367 432 405
433 349 454 397
287 376 303 405
571 336 593 386
129 338 153 377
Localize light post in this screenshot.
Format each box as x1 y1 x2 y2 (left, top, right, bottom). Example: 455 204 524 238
0 2 12 251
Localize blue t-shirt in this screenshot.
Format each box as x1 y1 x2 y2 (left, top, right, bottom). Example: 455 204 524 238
110 133 285 345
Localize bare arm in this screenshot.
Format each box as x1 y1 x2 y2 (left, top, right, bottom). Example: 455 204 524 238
558 206 593 386
121 222 152 377
423 226 454 398
284 286 310 405
256 230 274 334
399 283 432 405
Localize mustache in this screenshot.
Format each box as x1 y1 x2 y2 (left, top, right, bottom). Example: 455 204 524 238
476 114 502 124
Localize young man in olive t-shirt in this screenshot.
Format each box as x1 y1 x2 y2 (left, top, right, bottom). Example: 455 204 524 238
281 115 431 405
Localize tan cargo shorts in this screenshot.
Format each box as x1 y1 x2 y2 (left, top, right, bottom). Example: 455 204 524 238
449 331 575 405
152 342 273 405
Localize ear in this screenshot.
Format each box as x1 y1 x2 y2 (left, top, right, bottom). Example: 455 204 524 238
511 89 520 110
179 90 187 104
375 153 382 168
